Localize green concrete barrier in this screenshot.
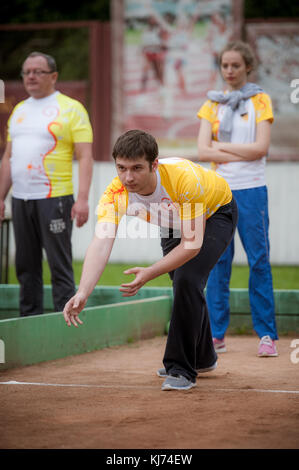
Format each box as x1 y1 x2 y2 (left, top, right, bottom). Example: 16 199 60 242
1 285 298 333
0 285 173 320
1 285 298 371
227 289 299 335
0 295 172 370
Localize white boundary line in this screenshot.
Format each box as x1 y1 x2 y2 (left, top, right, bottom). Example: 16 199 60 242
0 380 157 390
1 380 299 394
215 388 299 395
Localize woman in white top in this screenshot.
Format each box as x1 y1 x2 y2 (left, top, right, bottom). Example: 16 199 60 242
197 40 278 357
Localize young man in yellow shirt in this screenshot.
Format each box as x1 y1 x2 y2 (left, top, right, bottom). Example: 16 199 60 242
63 129 238 391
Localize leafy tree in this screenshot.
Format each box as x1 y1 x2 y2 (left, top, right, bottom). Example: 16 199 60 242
1 0 298 80
1 1 110 80
245 0 299 18
2 0 110 23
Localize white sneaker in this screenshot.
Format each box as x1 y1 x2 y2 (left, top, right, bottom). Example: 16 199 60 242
258 335 278 357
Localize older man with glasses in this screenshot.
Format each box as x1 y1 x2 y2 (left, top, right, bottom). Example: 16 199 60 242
0 51 93 316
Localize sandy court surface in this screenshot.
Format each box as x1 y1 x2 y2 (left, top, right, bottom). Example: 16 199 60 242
0 334 299 450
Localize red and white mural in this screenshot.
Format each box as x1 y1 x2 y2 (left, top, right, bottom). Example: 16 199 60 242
122 0 240 152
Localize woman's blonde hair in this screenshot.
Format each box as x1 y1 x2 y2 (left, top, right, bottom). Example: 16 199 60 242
218 40 257 75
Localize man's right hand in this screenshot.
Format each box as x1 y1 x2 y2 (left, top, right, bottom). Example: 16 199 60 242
63 292 87 327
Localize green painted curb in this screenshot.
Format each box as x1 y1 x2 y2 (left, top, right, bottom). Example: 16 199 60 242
1 285 299 371
0 295 172 370
0 285 173 320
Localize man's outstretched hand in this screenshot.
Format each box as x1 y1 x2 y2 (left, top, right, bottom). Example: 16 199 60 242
63 292 87 327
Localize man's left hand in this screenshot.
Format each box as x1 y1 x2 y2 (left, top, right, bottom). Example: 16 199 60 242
120 267 153 297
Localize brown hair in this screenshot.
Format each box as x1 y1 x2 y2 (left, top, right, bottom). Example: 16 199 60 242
218 40 257 75
112 129 159 168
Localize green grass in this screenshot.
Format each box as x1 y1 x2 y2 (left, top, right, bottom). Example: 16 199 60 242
230 265 299 290
7 262 299 289
125 29 142 46
192 20 208 39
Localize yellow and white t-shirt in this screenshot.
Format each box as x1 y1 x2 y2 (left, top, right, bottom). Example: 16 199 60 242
197 92 274 190
7 91 93 199
97 158 232 229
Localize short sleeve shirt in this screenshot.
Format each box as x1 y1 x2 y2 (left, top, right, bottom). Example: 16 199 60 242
96 158 232 230
197 92 274 190
7 91 93 199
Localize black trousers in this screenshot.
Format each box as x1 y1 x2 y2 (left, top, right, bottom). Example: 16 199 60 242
12 196 76 316
161 198 238 382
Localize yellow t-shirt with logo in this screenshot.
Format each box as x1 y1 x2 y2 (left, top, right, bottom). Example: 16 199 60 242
7 91 93 199
197 92 274 190
97 158 232 229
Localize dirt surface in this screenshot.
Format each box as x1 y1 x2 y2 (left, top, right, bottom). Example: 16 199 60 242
0 334 299 450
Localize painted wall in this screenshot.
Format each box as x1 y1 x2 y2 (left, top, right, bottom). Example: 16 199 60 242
246 21 299 161
122 0 240 151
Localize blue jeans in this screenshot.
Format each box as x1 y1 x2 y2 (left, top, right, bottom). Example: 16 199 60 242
206 186 278 340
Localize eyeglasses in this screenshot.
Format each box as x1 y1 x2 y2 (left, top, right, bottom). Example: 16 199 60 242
20 69 55 77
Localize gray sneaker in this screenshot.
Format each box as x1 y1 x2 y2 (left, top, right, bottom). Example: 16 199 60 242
157 361 217 378
161 374 196 391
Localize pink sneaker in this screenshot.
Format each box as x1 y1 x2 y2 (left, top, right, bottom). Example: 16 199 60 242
258 335 278 357
213 337 226 353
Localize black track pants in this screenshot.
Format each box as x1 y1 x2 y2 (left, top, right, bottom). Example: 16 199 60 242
12 196 76 316
161 198 238 382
